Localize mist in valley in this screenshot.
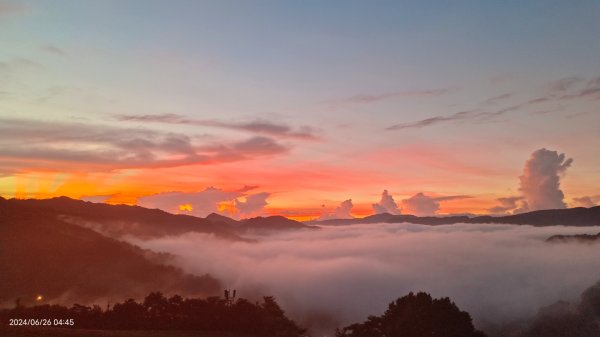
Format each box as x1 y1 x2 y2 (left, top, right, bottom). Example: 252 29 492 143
126 222 600 334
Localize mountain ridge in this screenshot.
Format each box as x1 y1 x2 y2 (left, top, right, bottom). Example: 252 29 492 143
306 206 600 227
4 197 599 233
546 232 600 243
1 197 314 240
0 199 221 307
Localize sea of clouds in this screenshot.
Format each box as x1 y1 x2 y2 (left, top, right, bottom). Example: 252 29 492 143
126 223 600 335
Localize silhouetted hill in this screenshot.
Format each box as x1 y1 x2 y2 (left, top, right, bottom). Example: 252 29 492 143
546 232 600 243
389 215 472 225
0 200 221 307
205 212 240 227
471 207 600 227
308 213 472 226
3 197 241 240
311 213 396 225
3 197 316 239
205 213 316 233
240 216 317 232
308 206 600 227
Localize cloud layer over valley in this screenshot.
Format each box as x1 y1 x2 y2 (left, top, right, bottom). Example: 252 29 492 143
126 222 600 333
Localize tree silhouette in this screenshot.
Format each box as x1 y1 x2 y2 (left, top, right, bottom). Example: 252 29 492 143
336 292 487 337
0 291 305 337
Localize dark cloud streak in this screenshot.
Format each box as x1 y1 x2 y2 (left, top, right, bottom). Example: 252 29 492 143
482 93 512 105
116 113 320 140
339 88 451 104
399 193 472 216
0 118 289 173
40 45 66 56
386 110 482 130
387 75 600 131
488 196 526 215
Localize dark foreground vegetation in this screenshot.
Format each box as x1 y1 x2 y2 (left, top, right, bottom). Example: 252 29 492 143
0 292 305 337
0 327 240 337
483 280 600 337
335 281 600 337
1 292 490 337
3 284 600 337
335 292 487 337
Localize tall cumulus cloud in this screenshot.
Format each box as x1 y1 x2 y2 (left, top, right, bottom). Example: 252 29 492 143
519 148 572 211
234 192 270 217
372 190 401 215
319 199 354 220
401 193 440 216
489 148 574 214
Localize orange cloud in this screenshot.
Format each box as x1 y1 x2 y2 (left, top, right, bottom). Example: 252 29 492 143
178 203 193 212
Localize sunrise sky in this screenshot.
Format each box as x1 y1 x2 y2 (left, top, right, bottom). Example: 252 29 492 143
1 0 599 220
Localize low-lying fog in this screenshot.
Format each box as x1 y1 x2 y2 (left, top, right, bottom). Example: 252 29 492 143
127 223 600 334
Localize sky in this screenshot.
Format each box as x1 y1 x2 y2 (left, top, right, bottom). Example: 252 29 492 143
1 0 599 220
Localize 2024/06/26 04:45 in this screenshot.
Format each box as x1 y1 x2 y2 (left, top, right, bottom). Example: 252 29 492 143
8 318 75 326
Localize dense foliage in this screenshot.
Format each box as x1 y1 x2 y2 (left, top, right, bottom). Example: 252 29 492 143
522 281 600 337
335 292 487 337
0 292 305 337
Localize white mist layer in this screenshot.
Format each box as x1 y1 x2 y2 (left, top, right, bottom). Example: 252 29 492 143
127 223 600 332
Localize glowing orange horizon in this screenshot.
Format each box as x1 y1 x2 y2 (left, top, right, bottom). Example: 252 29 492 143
1 145 592 221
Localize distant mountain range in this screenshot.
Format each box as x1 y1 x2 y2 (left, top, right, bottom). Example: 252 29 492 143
1 197 314 241
2 196 598 307
206 212 318 233
0 197 315 306
309 206 600 227
0 197 221 307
